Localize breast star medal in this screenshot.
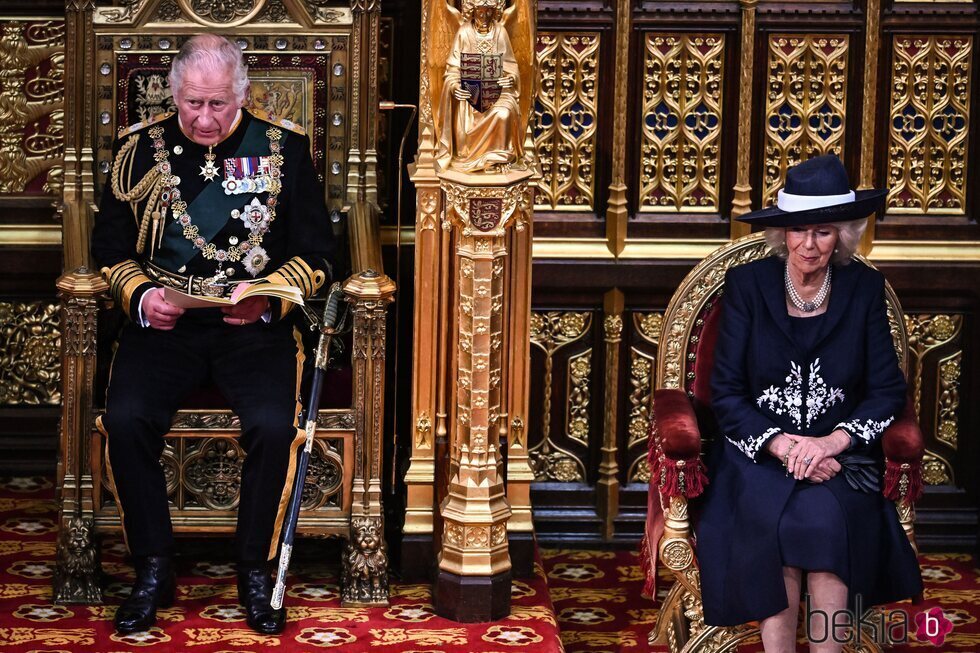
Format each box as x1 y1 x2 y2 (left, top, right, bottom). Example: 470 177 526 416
199 144 219 181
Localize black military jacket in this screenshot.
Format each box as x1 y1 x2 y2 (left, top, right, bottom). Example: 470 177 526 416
92 109 335 321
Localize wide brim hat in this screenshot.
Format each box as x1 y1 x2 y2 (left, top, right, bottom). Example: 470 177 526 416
736 154 887 227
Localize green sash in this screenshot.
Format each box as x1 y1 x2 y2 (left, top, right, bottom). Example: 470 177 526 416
154 118 271 271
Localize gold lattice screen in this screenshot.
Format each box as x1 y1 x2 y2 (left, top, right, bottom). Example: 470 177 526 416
533 32 599 211
886 35 972 215
762 34 848 207
639 34 724 213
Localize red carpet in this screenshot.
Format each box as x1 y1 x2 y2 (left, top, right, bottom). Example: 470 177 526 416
3 476 978 652
542 548 980 652
0 476 562 652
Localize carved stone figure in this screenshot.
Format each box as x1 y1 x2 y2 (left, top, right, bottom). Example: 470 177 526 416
341 516 389 604
53 516 102 603
437 0 523 173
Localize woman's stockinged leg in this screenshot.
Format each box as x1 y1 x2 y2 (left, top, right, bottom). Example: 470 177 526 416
760 566 803 653
806 571 848 653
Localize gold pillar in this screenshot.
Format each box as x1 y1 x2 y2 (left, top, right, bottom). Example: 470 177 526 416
54 0 105 604
858 0 881 255
341 270 396 606
504 183 535 576
597 289 624 541
730 0 758 239
347 0 384 273
606 0 632 256
401 0 442 576
434 169 532 621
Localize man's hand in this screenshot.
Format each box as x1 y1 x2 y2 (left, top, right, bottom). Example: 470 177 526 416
143 287 185 330
221 295 269 326
453 85 472 100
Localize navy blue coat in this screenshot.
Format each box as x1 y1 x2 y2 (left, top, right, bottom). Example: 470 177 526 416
696 255 922 626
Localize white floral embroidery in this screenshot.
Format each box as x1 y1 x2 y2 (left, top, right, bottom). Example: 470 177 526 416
726 427 782 461
756 358 844 429
836 417 894 443
804 360 845 427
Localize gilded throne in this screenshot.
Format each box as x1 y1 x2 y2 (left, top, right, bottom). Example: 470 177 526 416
53 0 392 607
644 233 923 653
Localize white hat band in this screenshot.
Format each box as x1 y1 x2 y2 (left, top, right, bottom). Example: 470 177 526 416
777 189 855 213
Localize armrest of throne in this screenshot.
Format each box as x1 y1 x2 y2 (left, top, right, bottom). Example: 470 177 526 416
642 388 708 600
881 398 924 504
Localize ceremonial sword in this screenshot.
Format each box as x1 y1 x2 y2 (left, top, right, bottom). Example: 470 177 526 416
271 282 347 610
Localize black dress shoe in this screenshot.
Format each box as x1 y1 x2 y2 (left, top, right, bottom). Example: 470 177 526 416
114 556 175 634
238 567 286 635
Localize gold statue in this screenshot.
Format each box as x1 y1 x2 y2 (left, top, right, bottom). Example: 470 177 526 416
436 0 524 173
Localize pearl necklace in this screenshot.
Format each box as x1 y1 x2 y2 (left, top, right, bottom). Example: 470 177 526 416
785 263 831 313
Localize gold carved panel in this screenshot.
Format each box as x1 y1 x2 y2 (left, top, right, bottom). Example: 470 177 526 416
886 35 972 214
0 302 61 405
0 19 64 196
905 313 962 486
534 32 599 211
566 349 592 446
762 34 848 207
529 311 591 482
627 312 661 484
639 34 724 213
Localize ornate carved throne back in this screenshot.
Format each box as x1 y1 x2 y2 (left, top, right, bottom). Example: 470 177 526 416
52 1 394 609
62 2 387 548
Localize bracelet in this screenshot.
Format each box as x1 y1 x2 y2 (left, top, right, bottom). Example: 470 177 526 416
782 440 797 477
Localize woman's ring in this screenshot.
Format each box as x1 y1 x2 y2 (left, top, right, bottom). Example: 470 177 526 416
803 457 813 464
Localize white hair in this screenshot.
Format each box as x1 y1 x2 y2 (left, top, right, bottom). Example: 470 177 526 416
764 218 868 265
169 34 249 104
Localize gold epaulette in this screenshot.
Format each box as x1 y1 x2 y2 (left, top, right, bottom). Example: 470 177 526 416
247 108 306 136
117 111 174 139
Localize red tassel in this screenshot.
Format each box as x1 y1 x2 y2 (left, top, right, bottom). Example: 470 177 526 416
884 460 923 505
657 456 709 500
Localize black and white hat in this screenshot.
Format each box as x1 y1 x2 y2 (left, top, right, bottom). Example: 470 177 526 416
736 154 887 227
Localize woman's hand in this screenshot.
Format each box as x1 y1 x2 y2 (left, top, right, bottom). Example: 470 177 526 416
788 430 850 480
453 85 472 100
806 457 842 483
498 75 514 89
765 433 800 461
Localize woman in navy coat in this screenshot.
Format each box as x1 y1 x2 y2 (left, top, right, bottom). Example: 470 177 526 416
696 156 922 652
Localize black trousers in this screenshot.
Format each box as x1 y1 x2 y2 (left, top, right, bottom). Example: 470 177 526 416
101 311 304 563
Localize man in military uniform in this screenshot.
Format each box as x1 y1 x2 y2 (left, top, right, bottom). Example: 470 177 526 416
92 34 335 635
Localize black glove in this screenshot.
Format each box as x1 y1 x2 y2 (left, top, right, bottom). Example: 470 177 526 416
834 452 880 493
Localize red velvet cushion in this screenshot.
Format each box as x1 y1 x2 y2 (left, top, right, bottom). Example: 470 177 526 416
654 388 702 459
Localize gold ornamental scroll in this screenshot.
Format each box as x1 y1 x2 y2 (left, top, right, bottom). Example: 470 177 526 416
425 0 536 622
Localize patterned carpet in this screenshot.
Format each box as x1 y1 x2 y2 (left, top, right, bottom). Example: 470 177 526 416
0 476 562 652
542 548 980 652
2 476 978 652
